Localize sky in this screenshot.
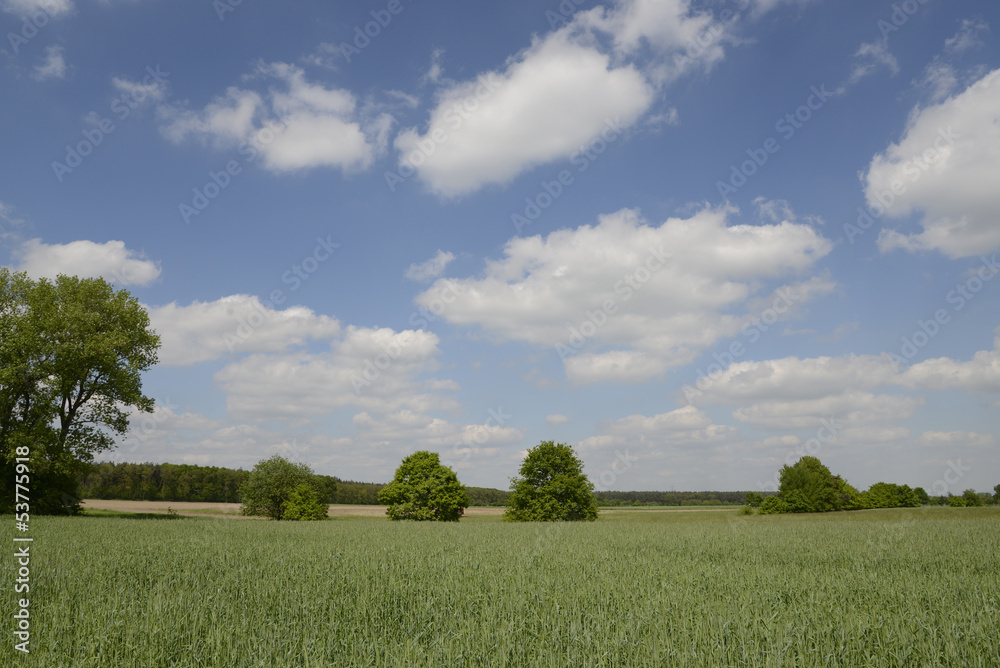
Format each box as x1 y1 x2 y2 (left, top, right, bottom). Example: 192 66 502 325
2 0 999 494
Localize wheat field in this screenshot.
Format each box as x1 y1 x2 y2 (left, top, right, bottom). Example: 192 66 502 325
4 507 998 667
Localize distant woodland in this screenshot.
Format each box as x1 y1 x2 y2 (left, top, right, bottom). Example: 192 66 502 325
79 461 767 506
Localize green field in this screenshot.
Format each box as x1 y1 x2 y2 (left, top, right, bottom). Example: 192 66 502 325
4 507 999 667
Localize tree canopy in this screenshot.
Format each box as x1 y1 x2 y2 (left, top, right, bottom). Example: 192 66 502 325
504 441 598 522
378 451 468 521
239 455 330 520
0 270 159 514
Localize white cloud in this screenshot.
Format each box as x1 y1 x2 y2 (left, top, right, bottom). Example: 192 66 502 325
687 354 900 404
866 68 1000 258
32 45 66 81
546 414 569 425
900 329 1000 393
405 250 455 282
417 206 832 383
918 430 994 448
160 62 386 173
395 28 653 197
944 19 989 54
848 40 899 84
13 238 160 285
147 295 341 366
214 326 454 421
112 73 169 104
1 0 71 18
731 391 923 430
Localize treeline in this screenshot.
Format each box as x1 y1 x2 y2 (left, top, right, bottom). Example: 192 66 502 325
595 490 776 506
79 462 512 506
80 462 337 504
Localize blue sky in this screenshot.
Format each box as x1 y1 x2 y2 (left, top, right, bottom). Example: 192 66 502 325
2 0 998 493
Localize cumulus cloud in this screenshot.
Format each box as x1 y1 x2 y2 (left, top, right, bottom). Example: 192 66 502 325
160 62 388 173
13 238 160 285
394 29 653 197
32 45 67 81
866 69 1000 258
546 414 570 425
416 206 832 383
147 295 341 366
405 250 455 282
899 328 1000 393
731 391 923 430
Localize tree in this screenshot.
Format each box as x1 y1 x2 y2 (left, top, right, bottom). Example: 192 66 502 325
744 492 764 508
913 486 930 505
239 455 329 520
993 484 1000 505
378 451 468 521
504 441 598 522
281 483 328 521
1 270 159 514
962 489 984 507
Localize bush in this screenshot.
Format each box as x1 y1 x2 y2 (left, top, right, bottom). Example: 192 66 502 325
737 505 755 515
239 456 327 520
504 441 597 522
378 451 468 522
948 496 966 508
759 496 790 514
281 484 328 521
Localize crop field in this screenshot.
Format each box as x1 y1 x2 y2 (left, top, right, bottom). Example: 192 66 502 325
4 507 998 667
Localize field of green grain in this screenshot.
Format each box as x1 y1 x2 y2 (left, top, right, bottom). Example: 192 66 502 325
4 507 998 667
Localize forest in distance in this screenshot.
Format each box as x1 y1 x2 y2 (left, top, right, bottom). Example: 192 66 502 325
79 461 768 507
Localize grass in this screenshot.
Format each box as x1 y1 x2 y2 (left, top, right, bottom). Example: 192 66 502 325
3 507 998 667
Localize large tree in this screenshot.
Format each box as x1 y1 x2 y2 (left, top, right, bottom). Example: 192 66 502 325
0 270 159 514
378 451 468 521
239 455 330 520
504 441 598 522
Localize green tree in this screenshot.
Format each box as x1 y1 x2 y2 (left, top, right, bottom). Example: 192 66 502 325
745 492 764 507
913 486 930 505
962 489 983 507
948 495 966 508
777 457 839 512
378 451 468 521
239 455 328 520
0 270 159 514
993 484 1000 505
504 441 598 522
281 483 328 520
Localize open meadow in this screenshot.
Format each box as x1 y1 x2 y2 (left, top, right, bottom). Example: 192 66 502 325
4 506 998 667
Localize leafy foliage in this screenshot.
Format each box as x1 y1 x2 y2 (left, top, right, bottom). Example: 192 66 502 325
239 456 330 520
0 270 159 514
774 456 862 513
378 451 469 521
861 482 921 509
504 441 597 522
281 483 329 521
962 489 984 507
